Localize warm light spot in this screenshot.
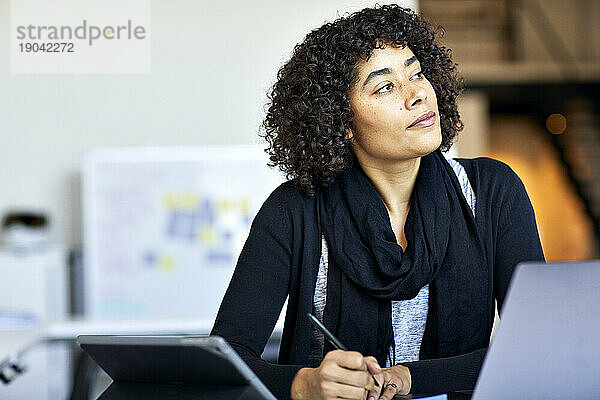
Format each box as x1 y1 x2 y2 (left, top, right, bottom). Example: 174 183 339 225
546 113 567 135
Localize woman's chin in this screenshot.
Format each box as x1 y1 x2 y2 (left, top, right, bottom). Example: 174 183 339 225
409 130 442 156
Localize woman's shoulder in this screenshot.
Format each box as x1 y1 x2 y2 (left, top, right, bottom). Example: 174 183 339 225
250 181 319 240
450 156 532 214
451 156 524 189
259 180 319 216
452 156 514 174
268 180 318 202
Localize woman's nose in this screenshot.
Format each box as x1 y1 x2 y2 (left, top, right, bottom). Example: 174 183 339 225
404 83 427 110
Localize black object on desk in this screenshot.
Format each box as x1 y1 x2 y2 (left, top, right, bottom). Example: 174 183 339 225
97 382 271 400
77 335 276 400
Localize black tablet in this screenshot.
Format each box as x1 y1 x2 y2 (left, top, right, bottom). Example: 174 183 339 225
77 335 276 400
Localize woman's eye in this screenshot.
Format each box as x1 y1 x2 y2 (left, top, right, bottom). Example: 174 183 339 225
412 71 424 80
375 83 394 95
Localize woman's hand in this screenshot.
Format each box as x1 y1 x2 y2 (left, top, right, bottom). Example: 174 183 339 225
290 350 380 400
365 363 411 400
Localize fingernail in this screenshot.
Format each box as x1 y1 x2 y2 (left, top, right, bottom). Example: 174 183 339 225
369 397 375 400
374 364 381 372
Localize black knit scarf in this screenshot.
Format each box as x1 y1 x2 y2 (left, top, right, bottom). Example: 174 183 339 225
318 150 489 365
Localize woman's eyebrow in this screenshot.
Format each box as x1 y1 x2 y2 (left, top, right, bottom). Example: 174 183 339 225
362 67 391 88
362 56 419 88
404 56 417 67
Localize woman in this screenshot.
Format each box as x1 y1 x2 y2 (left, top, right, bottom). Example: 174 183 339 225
211 5 545 400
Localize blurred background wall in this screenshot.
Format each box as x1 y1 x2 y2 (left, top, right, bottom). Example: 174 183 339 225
0 0 416 248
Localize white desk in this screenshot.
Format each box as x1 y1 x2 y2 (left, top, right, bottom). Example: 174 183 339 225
1 318 214 369
2 316 284 375
0 328 44 372
45 317 215 339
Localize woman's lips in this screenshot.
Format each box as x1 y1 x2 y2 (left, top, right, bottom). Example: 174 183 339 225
407 111 436 129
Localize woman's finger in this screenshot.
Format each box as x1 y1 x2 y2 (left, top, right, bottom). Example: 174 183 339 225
319 380 367 400
364 356 382 376
365 380 382 400
387 364 411 395
364 356 383 400
332 350 366 371
377 383 398 400
366 386 381 400
325 364 372 388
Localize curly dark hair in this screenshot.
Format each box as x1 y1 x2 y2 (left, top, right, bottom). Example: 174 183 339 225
260 4 464 196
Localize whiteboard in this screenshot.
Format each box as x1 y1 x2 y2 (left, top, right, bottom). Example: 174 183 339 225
82 146 284 320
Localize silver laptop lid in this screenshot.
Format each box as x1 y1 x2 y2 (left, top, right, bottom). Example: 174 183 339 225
473 261 600 400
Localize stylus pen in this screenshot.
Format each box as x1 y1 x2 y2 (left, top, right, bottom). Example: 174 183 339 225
307 313 380 387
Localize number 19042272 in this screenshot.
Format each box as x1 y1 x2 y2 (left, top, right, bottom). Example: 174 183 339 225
19 42 74 52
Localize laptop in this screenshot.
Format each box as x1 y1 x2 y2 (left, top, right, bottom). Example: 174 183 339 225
472 260 600 400
77 335 277 400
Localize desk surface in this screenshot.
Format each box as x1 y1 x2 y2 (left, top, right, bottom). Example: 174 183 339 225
94 384 472 400
3 320 469 400
2 337 474 400
46 317 216 339
0 328 44 371
397 392 472 400
1 317 225 368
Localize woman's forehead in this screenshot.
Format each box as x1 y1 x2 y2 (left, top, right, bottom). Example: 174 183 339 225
356 45 418 73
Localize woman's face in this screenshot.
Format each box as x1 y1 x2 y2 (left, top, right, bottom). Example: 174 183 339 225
347 44 442 164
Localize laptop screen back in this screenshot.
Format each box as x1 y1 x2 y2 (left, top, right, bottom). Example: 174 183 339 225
473 261 600 400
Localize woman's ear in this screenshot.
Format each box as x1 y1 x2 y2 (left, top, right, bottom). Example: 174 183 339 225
345 128 354 141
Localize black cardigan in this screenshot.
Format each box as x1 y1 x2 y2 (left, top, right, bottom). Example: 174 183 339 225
211 157 545 399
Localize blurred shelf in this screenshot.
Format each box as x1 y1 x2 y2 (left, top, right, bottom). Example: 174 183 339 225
461 61 600 85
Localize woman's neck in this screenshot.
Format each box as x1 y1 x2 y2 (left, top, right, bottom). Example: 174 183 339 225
355 156 421 214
